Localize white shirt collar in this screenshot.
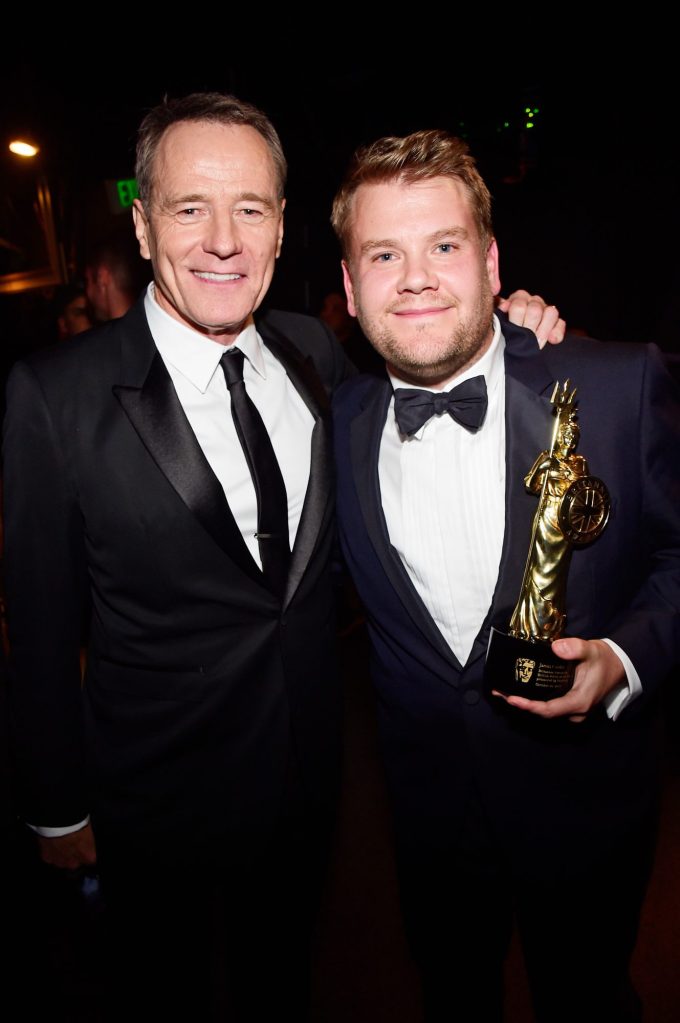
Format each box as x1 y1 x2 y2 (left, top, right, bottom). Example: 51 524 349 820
143 282 267 394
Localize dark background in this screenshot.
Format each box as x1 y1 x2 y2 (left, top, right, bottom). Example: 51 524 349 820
1 49 680 1022
1 51 678 364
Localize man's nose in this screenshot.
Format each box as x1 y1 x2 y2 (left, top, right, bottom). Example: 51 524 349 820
203 210 241 258
397 255 437 294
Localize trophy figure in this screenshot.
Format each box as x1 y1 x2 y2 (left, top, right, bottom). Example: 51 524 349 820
485 381 610 700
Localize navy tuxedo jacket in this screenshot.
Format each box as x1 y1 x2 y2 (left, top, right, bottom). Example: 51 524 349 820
3 299 352 854
333 319 680 879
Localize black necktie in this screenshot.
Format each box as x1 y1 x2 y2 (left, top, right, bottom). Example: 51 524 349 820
221 349 290 597
393 375 488 436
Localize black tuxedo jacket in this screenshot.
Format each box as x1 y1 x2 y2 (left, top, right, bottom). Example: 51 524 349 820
333 319 680 880
3 299 352 855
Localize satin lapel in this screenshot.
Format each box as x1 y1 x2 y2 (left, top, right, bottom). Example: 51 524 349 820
111 305 262 585
466 323 557 665
350 379 461 671
256 320 329 419
257 320 332 609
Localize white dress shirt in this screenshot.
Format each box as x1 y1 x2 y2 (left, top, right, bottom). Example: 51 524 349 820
35 286 314 836
379 316 640 719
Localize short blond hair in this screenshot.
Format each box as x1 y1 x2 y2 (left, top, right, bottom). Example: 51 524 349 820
331 129 493 259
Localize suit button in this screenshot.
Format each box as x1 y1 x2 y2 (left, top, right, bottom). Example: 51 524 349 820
463 689 480 706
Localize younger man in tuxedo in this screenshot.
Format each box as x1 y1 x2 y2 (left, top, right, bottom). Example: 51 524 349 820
331 129 680 1021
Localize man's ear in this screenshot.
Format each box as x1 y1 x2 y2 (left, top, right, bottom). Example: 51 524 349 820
132 199 152 262
486 238 501 296
275 198 285 259
341 260 357 318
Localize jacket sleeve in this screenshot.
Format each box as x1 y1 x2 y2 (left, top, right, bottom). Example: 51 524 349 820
606 344 680 692
2 358 90 827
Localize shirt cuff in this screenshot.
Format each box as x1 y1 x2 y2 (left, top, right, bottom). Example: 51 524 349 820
600 638 642 721
27 816 90 838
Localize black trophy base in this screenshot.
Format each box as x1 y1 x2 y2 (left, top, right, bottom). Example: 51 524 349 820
485 627 575 701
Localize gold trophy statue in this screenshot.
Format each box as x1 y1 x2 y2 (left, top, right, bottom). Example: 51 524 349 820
485 381 610 700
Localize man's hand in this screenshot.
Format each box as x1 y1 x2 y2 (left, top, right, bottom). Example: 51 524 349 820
497 290 566 347
493 638 625 723
37 822 97 870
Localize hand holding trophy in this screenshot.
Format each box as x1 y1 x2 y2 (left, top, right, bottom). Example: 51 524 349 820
485 381 610 700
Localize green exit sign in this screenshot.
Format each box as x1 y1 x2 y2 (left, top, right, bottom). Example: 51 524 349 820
117 179 139 208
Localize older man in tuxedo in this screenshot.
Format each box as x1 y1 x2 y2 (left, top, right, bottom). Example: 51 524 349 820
331 130 680 1022
3 93 563 1020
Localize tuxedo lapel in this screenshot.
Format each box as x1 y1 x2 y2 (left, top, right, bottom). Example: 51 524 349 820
257 319 334 609
350 378 460 670
111 303 263 585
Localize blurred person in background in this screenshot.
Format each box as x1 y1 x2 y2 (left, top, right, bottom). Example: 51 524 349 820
84 228 151 323
54 284 93 341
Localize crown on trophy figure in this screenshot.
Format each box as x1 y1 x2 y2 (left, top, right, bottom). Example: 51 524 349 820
550 380 578 433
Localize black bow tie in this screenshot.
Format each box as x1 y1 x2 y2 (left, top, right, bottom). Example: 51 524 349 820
393 375 488 436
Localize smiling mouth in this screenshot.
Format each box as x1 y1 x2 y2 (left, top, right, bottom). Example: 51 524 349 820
193 271 243 281
393 306 450 317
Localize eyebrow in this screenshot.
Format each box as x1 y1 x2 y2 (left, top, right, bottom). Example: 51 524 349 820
237 192 277 211
359 226 470 255
160 193 209 209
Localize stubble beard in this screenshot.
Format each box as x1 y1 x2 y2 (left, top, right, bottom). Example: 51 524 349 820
356 281 496 387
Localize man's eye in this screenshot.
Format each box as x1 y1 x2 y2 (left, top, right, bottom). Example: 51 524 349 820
375 253 394 262
237 207 265 219
437 243 455 253
175 208 202 221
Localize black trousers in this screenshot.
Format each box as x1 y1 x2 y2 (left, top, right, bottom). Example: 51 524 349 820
395 789 655 1023
95 796 334 1022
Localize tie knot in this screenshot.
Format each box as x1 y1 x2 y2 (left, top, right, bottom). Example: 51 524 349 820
393 375 488 436
221 348 245 388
